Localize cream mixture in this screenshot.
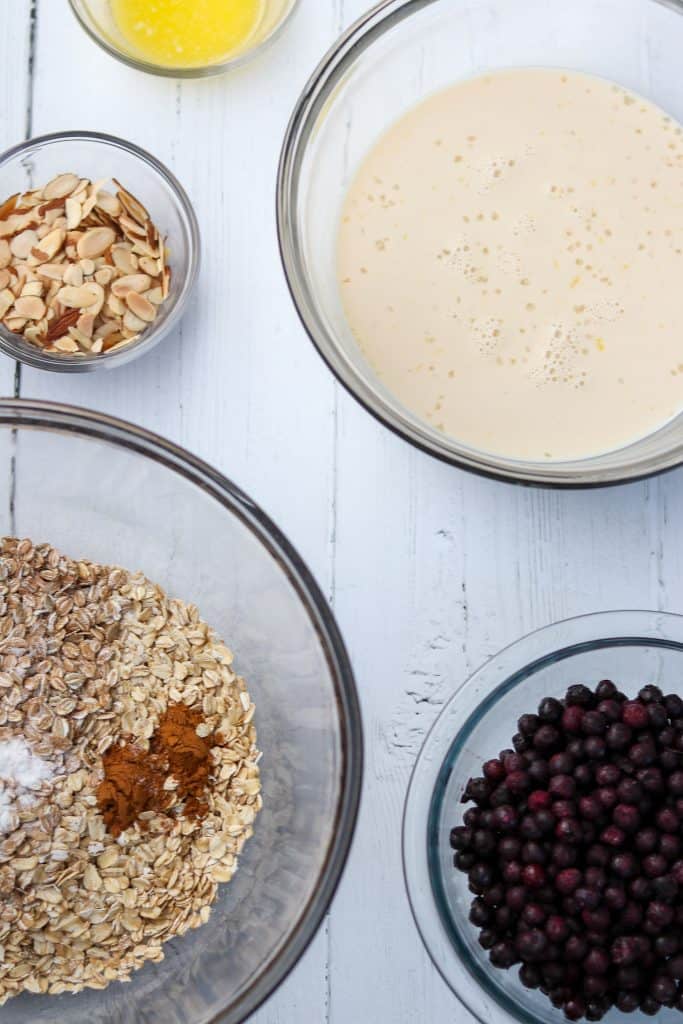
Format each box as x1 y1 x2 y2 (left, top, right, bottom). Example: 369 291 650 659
337 69 683 460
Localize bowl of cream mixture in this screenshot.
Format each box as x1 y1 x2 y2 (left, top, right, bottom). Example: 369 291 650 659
278 0 683 485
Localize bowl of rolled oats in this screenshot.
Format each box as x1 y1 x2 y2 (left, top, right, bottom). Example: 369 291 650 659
0 398 362 1023
0 131 199 371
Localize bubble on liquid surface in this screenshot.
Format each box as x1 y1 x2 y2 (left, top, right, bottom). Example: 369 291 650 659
529 321 586 388
470 317 504 357
512 213 536 238
587 298 625 322
472 154 516 194
497 250 522 277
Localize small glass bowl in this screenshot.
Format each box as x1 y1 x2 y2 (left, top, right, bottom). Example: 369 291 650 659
0 131 200 373
278 0 683 485
403 611 683 1024
69 0 300 78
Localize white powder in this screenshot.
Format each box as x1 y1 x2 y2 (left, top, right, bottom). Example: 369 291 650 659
0 737 55 834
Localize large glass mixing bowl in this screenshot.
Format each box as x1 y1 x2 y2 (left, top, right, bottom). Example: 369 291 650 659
403 611 683 1024
277 0 683 485
0 399 362 1024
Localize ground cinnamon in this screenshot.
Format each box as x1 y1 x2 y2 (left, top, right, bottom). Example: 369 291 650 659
97 703 216 837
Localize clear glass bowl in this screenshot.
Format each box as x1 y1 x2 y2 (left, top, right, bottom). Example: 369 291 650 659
277 0 683 486
403 610 683 1024
0 132 200 373
69 0 299 77
0 399 362 1024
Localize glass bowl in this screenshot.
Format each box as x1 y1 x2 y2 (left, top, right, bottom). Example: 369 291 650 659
0 398 362 1024
68 0 299 77
277 0 683 486
403 610 683 1024
0 131 200 373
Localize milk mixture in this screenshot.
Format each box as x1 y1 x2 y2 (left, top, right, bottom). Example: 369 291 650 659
337 70 683 460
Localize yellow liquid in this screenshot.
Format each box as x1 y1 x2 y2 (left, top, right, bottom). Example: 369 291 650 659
111 0 264 67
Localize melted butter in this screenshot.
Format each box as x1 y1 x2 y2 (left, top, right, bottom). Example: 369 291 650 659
111 0 264 67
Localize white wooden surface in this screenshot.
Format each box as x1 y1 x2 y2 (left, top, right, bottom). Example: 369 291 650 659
4 2 683 1021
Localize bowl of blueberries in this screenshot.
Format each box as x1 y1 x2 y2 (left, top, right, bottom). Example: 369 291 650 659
403 611 683 1024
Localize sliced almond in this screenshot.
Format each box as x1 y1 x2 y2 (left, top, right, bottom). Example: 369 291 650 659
119 214 147 238
123 309 147 332
53 336 79 353
106 293 126 317
96 190 121 217
43 173 80 201
114 180 149 225
65 198 82 230
56 284 101 309
111 246 138 274
46 309 80 342
0 174 168 357
13 296 45 320
138 256 159 276
0 289 15 319
10 229 39 260
5 316 27 332
94 267 114 286
37 263 67 282
125 291 155 322
0 192 19 221
63 265 84 288
35 228 66 262
162 266 171 299
77 227 116 260
111 274 151 298
76 313 94 338
21 281 44 298
68 326 93 350
38 198 66 218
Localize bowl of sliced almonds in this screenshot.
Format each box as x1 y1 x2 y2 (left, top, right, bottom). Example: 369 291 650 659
0 131 199 371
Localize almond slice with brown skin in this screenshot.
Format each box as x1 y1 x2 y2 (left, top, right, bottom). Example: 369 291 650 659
77 227 116 260
37 228 66 262
10 229 39 260
0 240 10 269
43 173 80 201
111 274 151 298
46 309 80 342
76 313 95 338
0 193 19 221
0 289 15 319
95 190 121 217
114 180 149 225
125 292 156 323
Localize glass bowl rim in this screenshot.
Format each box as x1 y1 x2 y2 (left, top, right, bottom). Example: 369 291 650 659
0 129 201 373
0 396 364 1024
402 609 683 1024
67 0 301 78
276 0 683 489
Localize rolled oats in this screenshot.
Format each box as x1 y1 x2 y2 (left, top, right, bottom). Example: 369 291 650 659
0 538 261 1004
